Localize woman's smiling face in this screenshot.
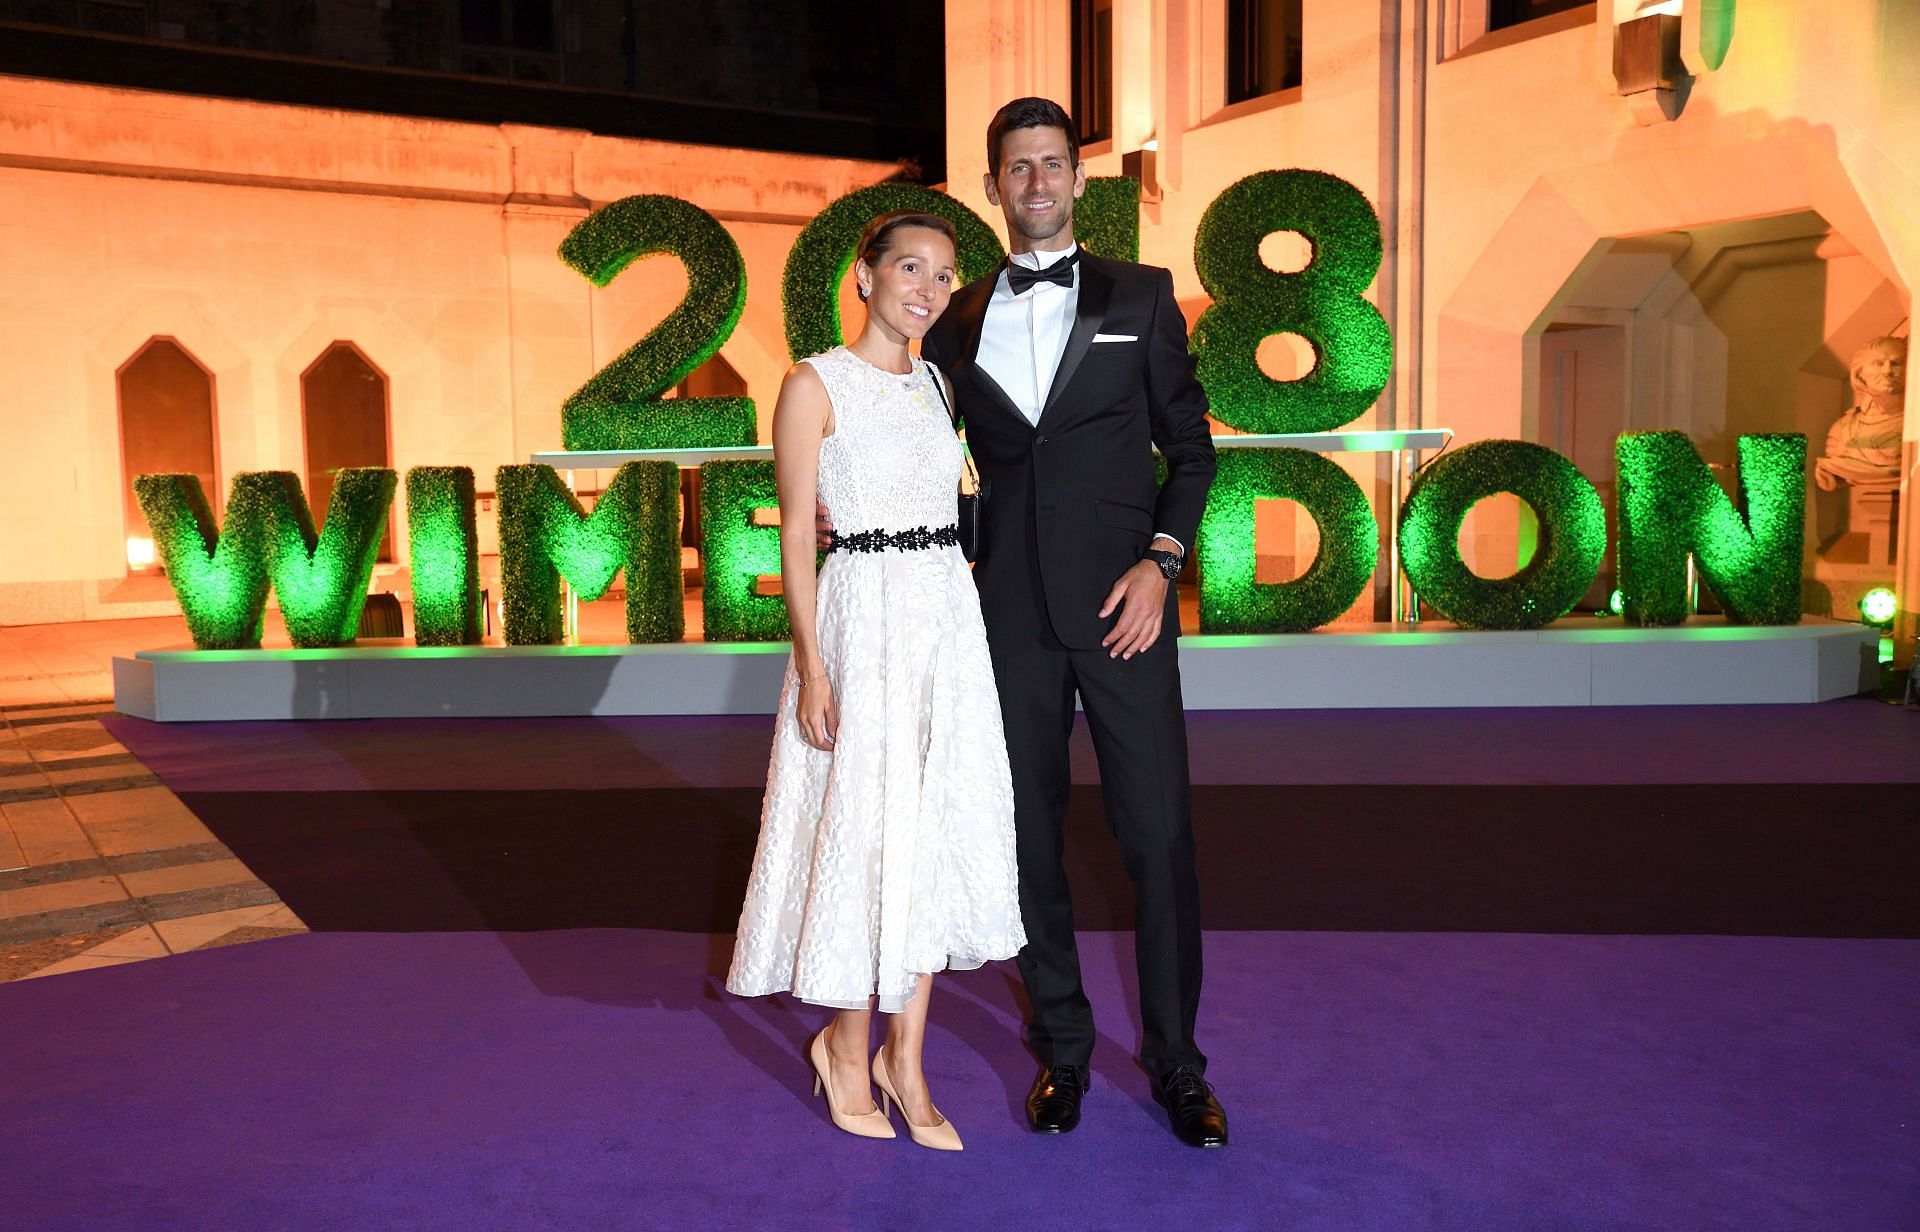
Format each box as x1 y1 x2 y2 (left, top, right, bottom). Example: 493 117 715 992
858 225 957 341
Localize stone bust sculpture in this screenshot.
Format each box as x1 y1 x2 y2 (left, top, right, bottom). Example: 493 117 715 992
1814 335 1906 492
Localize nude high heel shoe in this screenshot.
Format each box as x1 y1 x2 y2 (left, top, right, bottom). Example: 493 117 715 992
809 1028 895 1139
871 1046 963 1151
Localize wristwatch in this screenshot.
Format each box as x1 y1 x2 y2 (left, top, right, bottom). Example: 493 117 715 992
1143 548 1184 581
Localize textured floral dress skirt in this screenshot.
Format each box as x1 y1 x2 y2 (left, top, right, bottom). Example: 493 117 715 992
725 347 1026 1013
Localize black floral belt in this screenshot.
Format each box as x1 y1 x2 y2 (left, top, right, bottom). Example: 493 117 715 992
826 524 960 555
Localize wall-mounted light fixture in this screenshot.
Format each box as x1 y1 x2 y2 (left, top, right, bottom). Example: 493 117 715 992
1122 137 1161 203
1614 12 1691 124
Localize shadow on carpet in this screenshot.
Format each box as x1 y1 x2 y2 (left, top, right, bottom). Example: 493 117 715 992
174 783 1920 937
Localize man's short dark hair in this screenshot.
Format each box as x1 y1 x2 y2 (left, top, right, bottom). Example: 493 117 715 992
986 97 1080 176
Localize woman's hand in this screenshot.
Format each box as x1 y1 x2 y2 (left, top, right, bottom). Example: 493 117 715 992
796 674 839 750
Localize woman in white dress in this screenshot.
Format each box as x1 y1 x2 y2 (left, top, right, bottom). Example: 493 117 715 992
725 212 1026 1151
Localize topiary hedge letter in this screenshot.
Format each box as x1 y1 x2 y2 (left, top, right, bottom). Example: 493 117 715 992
138 469 397 649
134 473 271 650
559 195 756 450
1398 440 1605 630
699 459 789 642
496 461 683 645
1198 448 1378 632
1615 431 1805 626
1190 170 1393 434
405 466 483 647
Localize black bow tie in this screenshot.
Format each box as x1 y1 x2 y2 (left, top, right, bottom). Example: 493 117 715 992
1006 250 1079 295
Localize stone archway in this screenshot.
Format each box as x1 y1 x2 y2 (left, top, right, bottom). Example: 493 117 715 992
1438 126 1906 433
1435 125 1910 594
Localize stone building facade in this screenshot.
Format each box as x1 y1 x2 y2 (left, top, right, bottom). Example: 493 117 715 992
0 74 895 622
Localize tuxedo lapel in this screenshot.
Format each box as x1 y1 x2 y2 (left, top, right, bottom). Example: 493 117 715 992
956 263 1001 364
947 263 1028 429
1037 257 1113 424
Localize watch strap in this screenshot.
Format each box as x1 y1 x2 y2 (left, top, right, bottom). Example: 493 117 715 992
1144 548 1183 579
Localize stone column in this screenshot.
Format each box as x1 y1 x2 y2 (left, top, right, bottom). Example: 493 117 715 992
1894 436 1919 666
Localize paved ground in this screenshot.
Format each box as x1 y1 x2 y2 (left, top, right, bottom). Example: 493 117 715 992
0 617 307 982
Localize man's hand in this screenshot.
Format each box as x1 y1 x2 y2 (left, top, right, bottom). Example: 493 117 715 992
815 500 834 549
1098 559 1170 660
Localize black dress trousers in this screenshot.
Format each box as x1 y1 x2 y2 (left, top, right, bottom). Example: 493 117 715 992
983 541 1206 1079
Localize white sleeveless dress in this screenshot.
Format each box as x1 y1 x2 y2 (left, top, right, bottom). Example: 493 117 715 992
726 346 1026 1013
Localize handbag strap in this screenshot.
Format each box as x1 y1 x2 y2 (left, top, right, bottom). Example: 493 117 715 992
923 360 979 493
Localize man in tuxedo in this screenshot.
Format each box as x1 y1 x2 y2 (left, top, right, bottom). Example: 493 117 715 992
920 97 1225 1148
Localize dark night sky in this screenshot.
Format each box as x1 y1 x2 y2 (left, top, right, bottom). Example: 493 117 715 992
0 2 946 179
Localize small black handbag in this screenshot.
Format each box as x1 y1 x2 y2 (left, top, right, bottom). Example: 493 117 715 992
925 364 982 562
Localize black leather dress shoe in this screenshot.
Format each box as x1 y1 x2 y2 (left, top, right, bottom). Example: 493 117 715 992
1026 1064 1089 1134
1154 1066 1228 1148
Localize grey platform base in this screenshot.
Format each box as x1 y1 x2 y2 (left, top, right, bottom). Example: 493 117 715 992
112 617 1880 721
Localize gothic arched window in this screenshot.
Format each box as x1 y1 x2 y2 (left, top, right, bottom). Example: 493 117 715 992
301 342 394 561
118 338 217 573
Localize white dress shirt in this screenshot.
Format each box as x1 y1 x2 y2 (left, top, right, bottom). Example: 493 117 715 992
973 243 1185 557
977 243 1079 427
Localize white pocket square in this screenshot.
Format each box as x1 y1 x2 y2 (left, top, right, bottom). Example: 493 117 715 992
1091 333 1138 343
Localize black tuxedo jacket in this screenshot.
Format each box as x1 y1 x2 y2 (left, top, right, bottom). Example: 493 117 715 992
923 252 1216 650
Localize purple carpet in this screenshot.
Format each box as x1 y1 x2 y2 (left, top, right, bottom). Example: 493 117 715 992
101 700 1920 793
99 705 1920 938
5 927 1916 1231
12 704 1909 1228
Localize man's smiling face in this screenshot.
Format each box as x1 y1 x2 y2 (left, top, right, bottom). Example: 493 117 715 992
984 124 1086 250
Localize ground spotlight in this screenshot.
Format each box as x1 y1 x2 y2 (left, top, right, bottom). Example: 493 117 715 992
1860 587 1896 631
